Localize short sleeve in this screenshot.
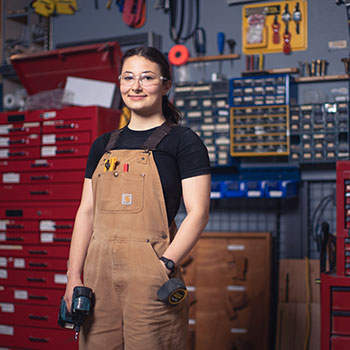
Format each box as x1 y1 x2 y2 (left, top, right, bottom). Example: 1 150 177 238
85 133 111 178
177 128 211 180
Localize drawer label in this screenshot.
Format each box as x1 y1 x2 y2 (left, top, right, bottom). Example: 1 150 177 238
41 233 54 243
0 325 14 335
227 244 245 251
0 303 14 313
14 290 28 300
0 269 7 279
0 257 7 267
54 274 68 284
42 134 56 145
2 173 20 184
14 258 25 268
40 220 55 231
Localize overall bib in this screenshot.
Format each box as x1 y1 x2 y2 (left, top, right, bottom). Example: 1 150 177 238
80 123 189 350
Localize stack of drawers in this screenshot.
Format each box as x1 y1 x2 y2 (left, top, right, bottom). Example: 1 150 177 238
0 106 120 349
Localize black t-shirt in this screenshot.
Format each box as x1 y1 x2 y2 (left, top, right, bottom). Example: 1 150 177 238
85 125 211 225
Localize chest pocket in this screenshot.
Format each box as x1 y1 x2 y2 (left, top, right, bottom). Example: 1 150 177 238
97 172 145 213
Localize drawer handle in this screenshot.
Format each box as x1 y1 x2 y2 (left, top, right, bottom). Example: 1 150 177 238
29 336 48 343
31 163 49 168
27 277 46 283
30 190 49 195
29 295 48 300
9 139 25 144
56 123 75 129
9 127 25 133
56 149 75 154
30 175 50 180
9 151 25 157
53 238 71 242
29 250 48 255
29 262 48 267
7 224 24 229
56 136 75 141
7 237 24 241
29 314 49 321
54 224 72 229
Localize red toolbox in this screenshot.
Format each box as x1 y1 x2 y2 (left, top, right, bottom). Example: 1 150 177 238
0 41 123 350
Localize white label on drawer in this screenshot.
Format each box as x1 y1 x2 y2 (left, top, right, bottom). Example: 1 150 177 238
40 220 55 231
0 303 14 313
230 328 247 334
0 221 9 230
0 125 12 135
247 190 262 197
43 111 57 119
0 137 9 147
0 325 14 335
227 285 246 292
42 134 56 145
0 245 22 251
269 190 282 198
41 146 57 157
227 244 245 251
23 122 40 128
0 257 7 267
210 192 221 199
188 319 196 325
41 233 54 243
0 269 8 279
0 234 6 242
0 150 9 159
187 286 197 292
2 173 20 184
54 274 68 284
14 258 25 268
14 289 28 300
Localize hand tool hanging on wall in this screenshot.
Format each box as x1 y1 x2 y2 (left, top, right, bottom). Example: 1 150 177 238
217 32 225 75
272 15 280 44
122 0 146 28
168 44 190 65
281 3 291 54
227 38 236 68
292 2 301 34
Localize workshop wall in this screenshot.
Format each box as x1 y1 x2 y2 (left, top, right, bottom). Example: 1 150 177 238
53 0 348 80
53 0 345 261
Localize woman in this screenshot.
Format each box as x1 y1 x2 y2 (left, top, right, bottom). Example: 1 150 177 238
63 46 211 350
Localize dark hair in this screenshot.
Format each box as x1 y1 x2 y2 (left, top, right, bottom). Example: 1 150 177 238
120 46 182 124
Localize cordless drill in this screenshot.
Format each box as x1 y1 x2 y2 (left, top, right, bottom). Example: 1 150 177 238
58 286 93 341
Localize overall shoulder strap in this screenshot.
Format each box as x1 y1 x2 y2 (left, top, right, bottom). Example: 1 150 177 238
142 122 176 151
104 128 125 153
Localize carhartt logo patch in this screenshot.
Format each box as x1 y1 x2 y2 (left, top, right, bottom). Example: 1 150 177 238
122 194 132 205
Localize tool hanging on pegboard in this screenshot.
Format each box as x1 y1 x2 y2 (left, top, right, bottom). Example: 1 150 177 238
122 0 146 28
32 0 78 16
281 3 292 54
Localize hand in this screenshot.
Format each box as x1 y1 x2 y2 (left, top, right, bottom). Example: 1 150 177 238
64 276 84 313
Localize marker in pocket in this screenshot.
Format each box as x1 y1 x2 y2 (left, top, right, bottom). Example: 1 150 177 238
109 157 118 171
123 163 129 172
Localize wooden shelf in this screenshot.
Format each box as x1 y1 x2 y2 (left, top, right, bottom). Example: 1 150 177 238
187 53 240 63
242 67 299 76
294 74 350 83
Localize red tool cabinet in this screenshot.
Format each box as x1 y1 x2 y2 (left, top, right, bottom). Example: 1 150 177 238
0 106 121 349
321 161 350 350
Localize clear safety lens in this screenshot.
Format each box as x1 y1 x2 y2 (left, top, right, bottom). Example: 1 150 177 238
119 72 167 87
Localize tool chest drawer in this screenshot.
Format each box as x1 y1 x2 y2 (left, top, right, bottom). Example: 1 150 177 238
332 312 350 335
1 170 84 185
42 118 96 133
0 111 32 123
0 232 73 245
0 202 79 219
0 133 40 148
0 122 41 136
42 131 92 146
0 286 63 306
1 256 68 271
0 268 67 288
0 325 78 349
332 288 350 310
0 303 62 328
331 335 350 349
0 157 87 172
0 183 83 201
41 144 90 158
0 244 69 258
0 146 41 160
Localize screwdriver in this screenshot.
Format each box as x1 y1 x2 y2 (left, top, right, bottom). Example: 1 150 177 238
217 32 225 75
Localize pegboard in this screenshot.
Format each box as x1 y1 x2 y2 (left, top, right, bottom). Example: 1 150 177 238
242 0 308 55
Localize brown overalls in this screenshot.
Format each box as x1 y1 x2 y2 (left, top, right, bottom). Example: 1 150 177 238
80 123 189 350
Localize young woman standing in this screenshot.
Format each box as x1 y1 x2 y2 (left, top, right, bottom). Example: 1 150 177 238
63 46 211 350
